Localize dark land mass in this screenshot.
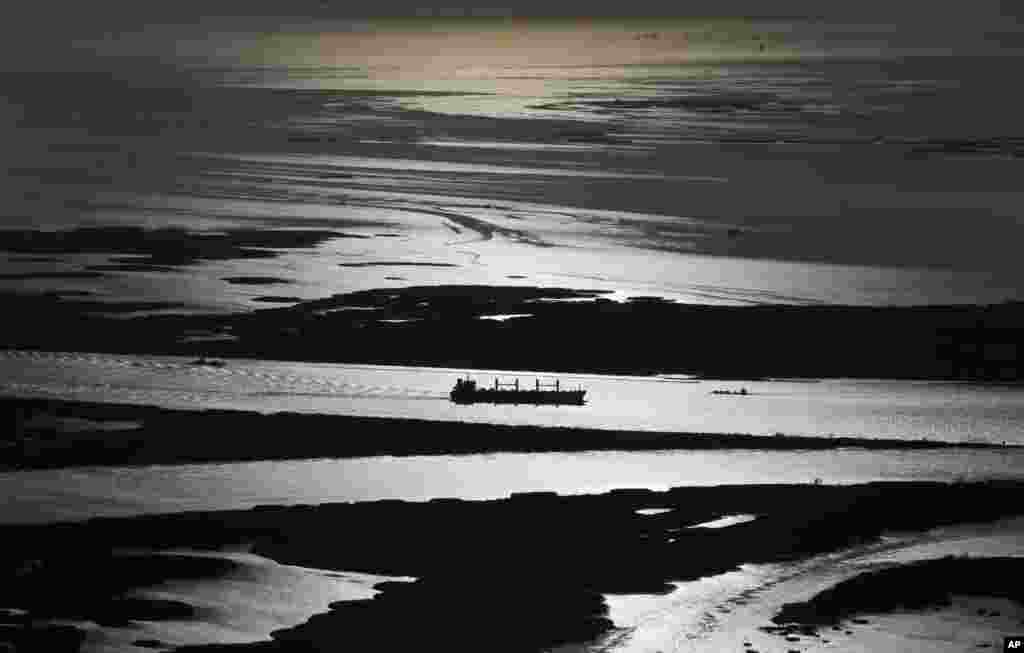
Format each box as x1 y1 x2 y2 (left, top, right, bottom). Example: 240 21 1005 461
1 284 1022 380
906 136 1024 159
589 95 773 112
0 622 85 653
0 270 108 280
0 226 354 267
5 256 62 263
40 290 95 298
0 293 189 314
337 261 458 267
0 551 237 652
87 264 184 273
772 555 1024 629
2 481 1022 653
221 276 294 285
1 397 1008 471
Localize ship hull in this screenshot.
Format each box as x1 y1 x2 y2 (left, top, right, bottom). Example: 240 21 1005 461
450 389 586 406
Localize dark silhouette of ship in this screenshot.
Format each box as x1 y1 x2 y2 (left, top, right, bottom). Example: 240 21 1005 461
450 377 586 406
710 388 749 396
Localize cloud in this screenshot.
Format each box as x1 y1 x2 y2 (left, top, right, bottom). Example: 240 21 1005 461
0 0 1016 73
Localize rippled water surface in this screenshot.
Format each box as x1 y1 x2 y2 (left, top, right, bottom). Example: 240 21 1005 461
5 15 1024 653
3 350 1023 525
6 447 1024 525
4 350 1023 442
3 23 1024 309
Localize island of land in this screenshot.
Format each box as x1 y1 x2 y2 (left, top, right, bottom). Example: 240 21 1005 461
2 280 1023 381
2 397 1012 471
2 481 1022 652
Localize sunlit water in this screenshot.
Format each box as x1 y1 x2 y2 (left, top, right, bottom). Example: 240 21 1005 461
2 349 1024 526
72 549 410 653
5 447 1024 526
3 24 1024 309
10 462 1023 653
4 349 1022 651
4 350 1024 442
4 19 1024 651
588 517 1024 653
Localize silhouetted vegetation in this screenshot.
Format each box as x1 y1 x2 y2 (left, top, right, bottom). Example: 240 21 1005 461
2 285 1022 380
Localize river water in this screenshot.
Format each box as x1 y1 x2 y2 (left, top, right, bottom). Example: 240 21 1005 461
4 349 1024 442
2 349 1023 526
4 14 1024 651
2 351 1022 653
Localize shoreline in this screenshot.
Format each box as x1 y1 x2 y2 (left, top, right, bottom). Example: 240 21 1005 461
2 286 1022 382
759 556 1024 651
772 555 1024 629
3 481 1023 652
2 396 1013 472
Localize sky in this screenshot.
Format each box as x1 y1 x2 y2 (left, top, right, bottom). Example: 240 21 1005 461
2 0 1023 307
3 0 1020 72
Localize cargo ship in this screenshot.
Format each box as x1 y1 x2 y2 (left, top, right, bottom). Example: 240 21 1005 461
450 377 586 406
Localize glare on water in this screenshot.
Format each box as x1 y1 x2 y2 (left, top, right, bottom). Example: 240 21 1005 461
2 350 1023 525
3 350 1023 443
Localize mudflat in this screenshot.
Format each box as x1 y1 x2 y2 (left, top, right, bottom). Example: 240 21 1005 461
2 397 1009 471
3 285 1023 380
2 481 1022 652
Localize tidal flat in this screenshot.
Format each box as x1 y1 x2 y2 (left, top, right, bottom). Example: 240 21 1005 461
5 396 1013 472
3 285 1023 380
3 11 1024 651
3 481 1023 652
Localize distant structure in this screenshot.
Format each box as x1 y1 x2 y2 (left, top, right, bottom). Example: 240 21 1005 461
450 377 586 406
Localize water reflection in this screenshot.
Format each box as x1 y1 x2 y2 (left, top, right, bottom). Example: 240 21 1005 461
3 447 1023 525
3 350 1023 444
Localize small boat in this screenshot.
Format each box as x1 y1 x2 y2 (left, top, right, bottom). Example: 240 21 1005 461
710 388 749 396
450 377 586 406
